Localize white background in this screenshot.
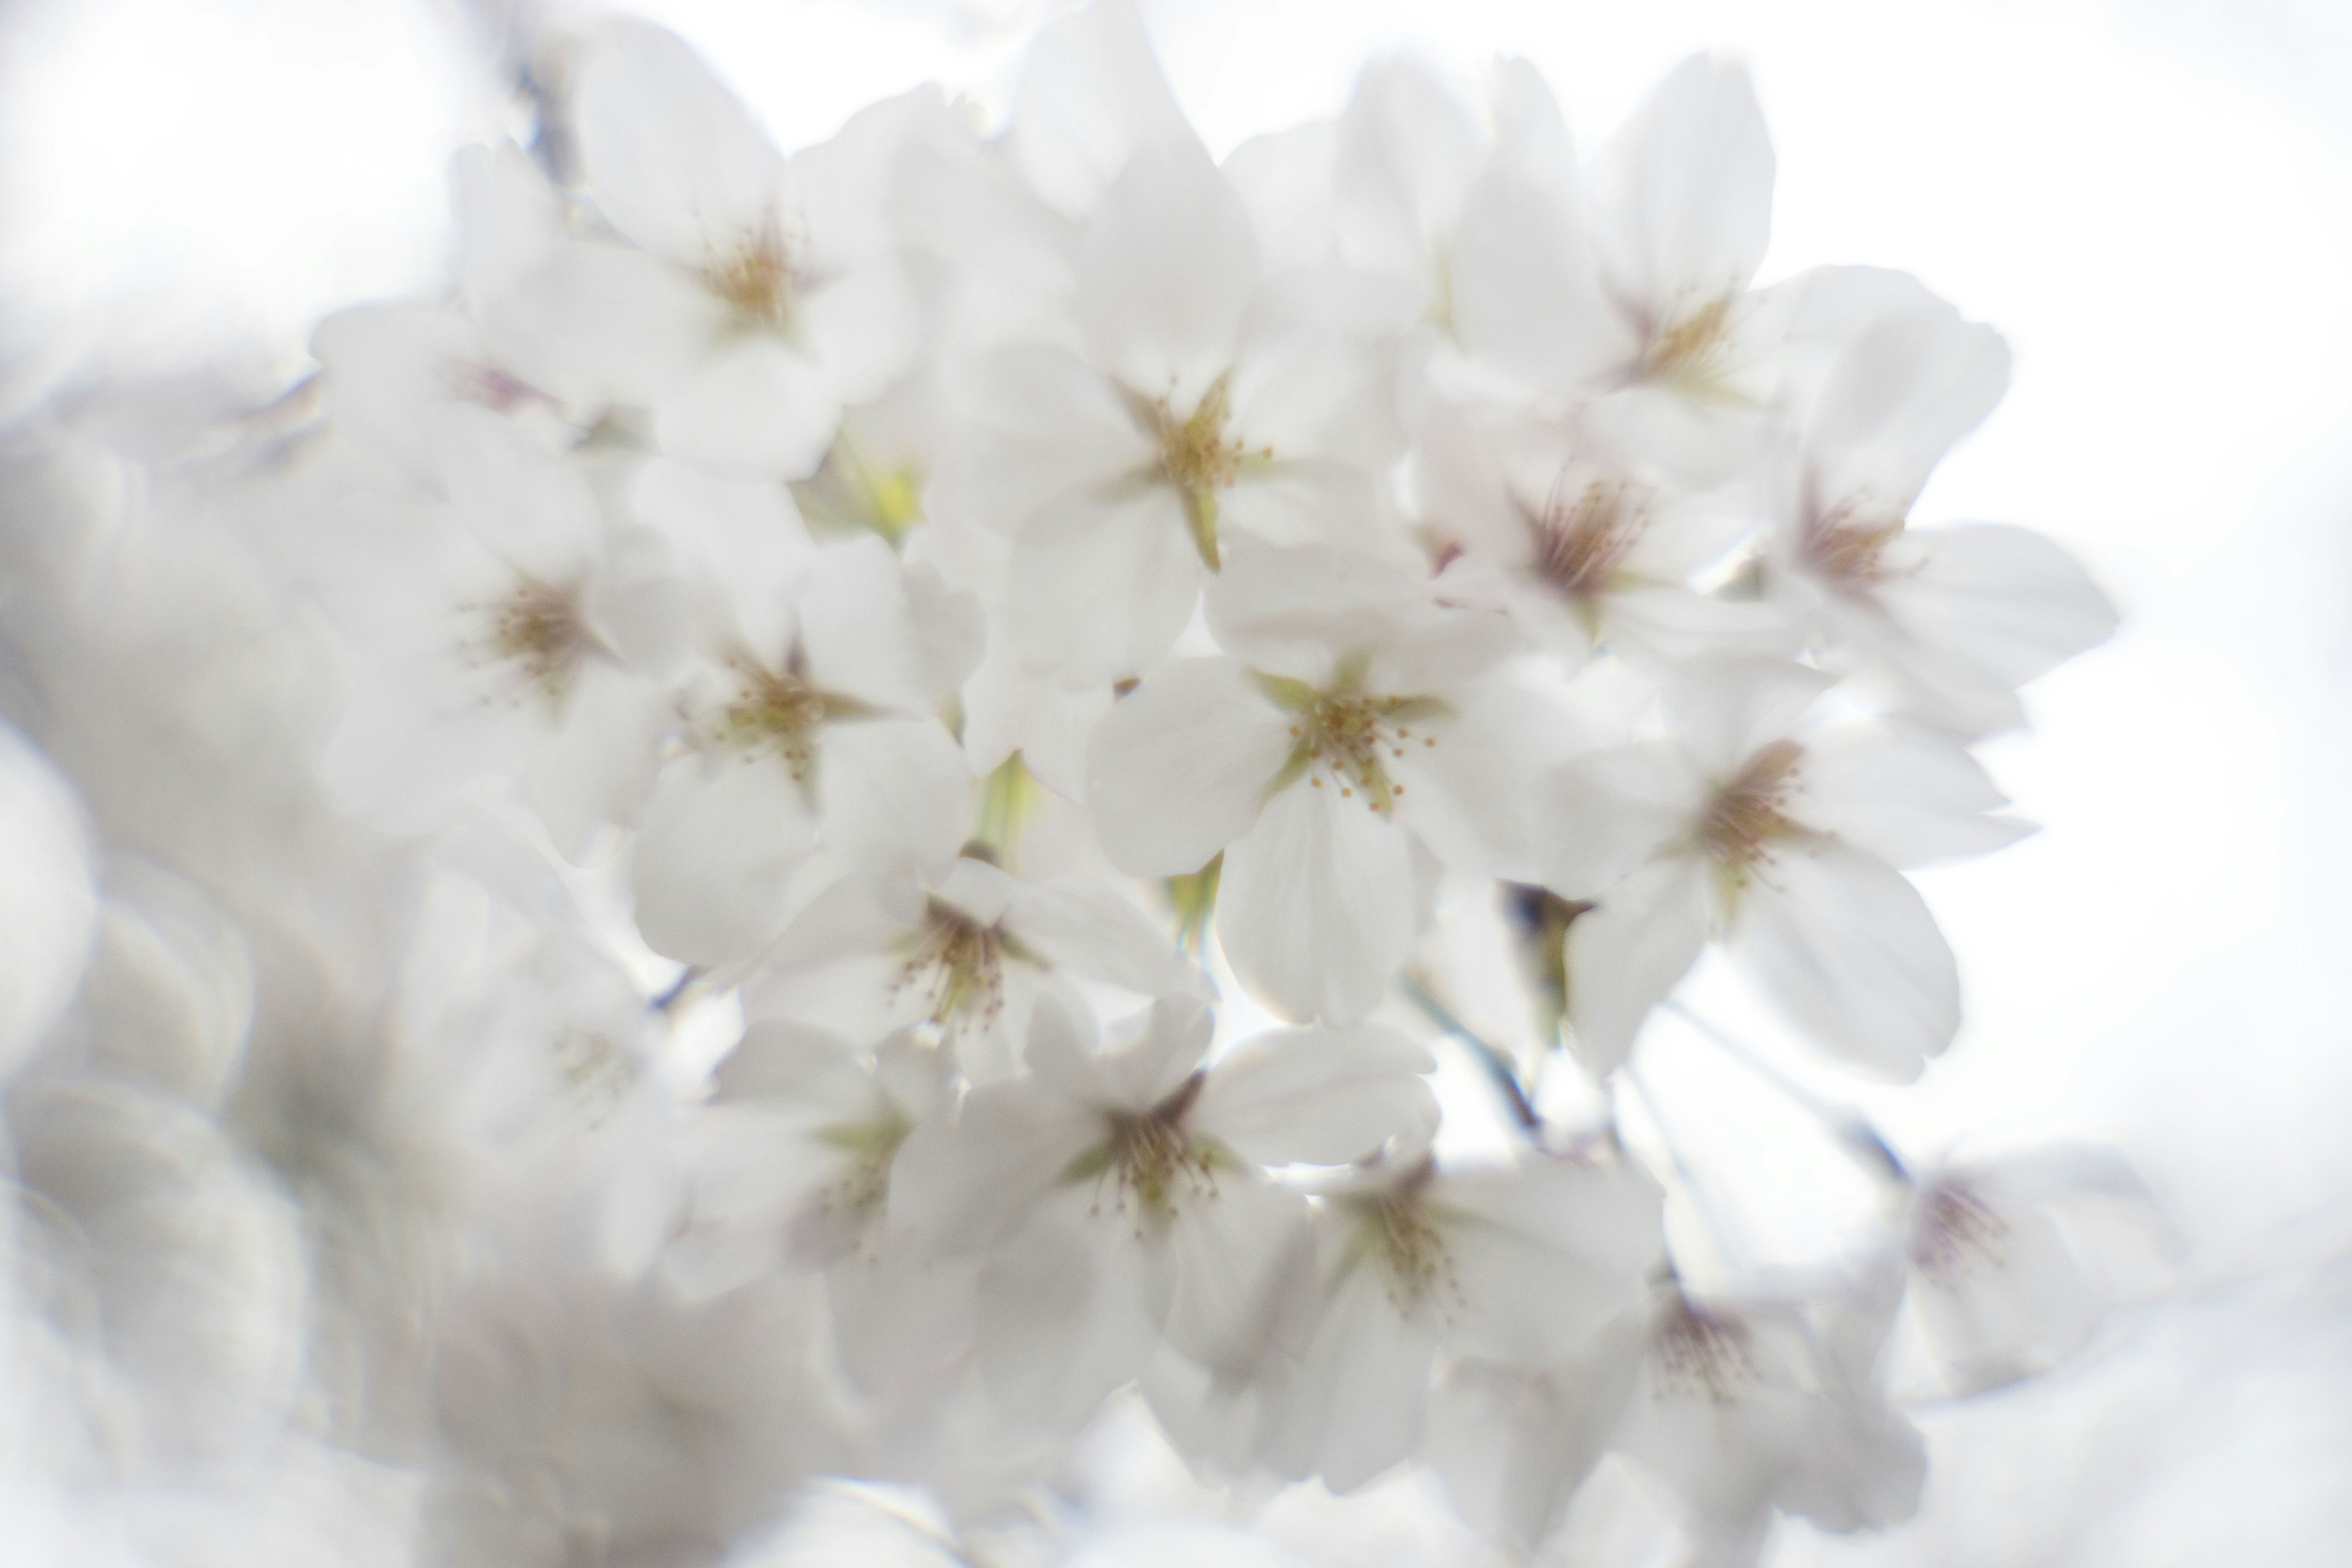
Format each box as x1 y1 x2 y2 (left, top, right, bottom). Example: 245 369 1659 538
4 0 2349 1559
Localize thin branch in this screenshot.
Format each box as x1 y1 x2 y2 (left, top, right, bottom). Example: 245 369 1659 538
1662 996 1909 1184
1398 970 1542 1136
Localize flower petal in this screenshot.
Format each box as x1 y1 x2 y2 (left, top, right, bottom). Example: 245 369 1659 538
1076 138 1260 408
1193 1022 1437 1167
1218 782 1419 1024
630 756 817 963
575 20 786 265
1563 853 1712 1074
1727 842 1958 1080
1088 656 1294 877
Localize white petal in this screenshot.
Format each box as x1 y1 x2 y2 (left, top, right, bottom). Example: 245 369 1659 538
1088 656 1294 876
1259 1260 1434 1491
1193 1022 1436 1166
1077 138 1260 407
1003 484 1205 682
1218 782 1419 1025
977 1199 1158 1425
655 340 841 481
575 20 787 264
1564 854 1712 1074
797 534 935 709
1728 843 1958 1080
1014 875 1209 1000
1388 679 1557 879
1878 522 2119 693
428 403 599 580
631 755 817 963
1595 53 1774 315
815 715 970 878
1664 654 1834 777
1805 305 2010 514
1451 164 1626 389
946 345 1155 531
889 1081 1096 1256
801 262 921 407
1539 742 1706 900
1096 994 1216 1111
1436 1161 1666 1361
0 726 96 1073
519 660 671 856
1791 727 2033 867
484 238 713 405
1155 1176 1315 1378
1009 0 1193 219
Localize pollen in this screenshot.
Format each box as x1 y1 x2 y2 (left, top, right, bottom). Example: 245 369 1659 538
891 898 1016 1029
703 222 800 335
814 1114 914 1237
1909 1180 2008 1283
1093 1072 1215 1231
1651 1296 1758 1404
1257 663 1452 817
1356 1164 1460 1314
1698 737 1807 887
1529 478 1649 602
1803 507 1906 594
716 663 836 781
1131 374 1263 570
476 576 597 709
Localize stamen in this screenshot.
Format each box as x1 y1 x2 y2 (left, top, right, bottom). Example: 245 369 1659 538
1909 1179 2008 1283
1079 1072 1216 1233
1803 505 1907 594
1643 295 1735 392
1257 664 1452 816
1698 738 1807 888
467 576 597 709
1651 1295 1758 1404
715 660 869 782
1528 478 1649 602
703 222 801 335
1126 374 1268 571
889 898 1019 1029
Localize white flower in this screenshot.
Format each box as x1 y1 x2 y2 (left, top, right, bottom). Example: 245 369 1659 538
891 997 1436 1426
489 21 954 479
1895 1145 2165 1394
739 847 1210 1084
318 404 680 853
310 144 573 488
1254 1153 1663 1493
1610 1281 1924 1562
1768 296 2119 734
1539 655 2029 1076
951 137 1404 681
1415 402 1785 665
1089 545 1545 1022
630 534 971 965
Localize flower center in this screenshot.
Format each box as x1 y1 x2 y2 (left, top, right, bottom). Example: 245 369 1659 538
1642 295 1735 394
1698 738 1806 886
1802 508 1905 594
1083 1072 1215 1230
814 1113 914 1235
1256 664 1450 816
1651 1296 1758 1404
1129 374 1265 571
1362 1181 1458 1312
483 576 597 708
703 224 799 335
892 897 1025 1029
1909 1180 2008 1283
715 662 867 782
1530 478 1648 602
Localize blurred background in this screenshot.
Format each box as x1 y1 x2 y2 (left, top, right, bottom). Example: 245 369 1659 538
3 0 2349 1559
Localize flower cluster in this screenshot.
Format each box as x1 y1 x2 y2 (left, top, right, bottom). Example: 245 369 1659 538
0 6 2163 1565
